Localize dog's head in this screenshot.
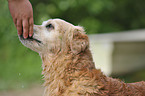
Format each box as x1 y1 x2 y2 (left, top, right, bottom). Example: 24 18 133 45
19 19 89 54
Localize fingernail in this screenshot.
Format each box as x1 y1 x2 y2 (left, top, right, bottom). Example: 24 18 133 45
29 34 32 37
24 36 27 39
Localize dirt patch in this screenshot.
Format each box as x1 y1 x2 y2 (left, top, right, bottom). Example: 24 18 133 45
0 85 44 96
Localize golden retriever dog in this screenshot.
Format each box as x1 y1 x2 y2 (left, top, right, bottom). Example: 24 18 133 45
19 19 145 96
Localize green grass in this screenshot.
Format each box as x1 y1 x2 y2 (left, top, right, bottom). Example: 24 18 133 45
0 38 43 90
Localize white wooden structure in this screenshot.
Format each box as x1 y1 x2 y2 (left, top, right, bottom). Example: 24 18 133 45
89 29 145 76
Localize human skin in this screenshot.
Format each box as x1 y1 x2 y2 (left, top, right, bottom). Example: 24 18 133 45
8 0 33 38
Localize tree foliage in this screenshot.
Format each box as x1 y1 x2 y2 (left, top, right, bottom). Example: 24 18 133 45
31 0 145 33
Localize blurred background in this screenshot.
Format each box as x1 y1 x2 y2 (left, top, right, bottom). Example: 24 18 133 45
0 0 145 95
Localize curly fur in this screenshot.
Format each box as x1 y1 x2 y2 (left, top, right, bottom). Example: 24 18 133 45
19 19 145 96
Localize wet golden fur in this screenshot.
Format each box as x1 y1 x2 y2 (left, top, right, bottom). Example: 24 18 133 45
19 19 145 96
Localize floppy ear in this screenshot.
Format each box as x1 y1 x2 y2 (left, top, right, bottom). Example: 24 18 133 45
70 26 89 54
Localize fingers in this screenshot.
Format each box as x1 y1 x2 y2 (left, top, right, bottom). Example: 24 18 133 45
23 19 29 39
22 18 33 38
29 18 33 37
16 20 22 36
15 18 33 38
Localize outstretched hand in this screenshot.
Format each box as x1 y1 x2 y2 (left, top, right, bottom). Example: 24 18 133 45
8 0 33 38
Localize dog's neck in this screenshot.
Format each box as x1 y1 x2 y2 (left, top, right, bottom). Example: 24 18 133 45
40 48 96 95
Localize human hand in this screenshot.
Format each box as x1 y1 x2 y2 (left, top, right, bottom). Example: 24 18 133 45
8 0 33 38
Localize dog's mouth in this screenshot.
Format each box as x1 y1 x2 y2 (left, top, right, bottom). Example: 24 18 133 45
20 35 42 43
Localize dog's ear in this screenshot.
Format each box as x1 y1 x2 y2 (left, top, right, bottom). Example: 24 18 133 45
70 26 89 54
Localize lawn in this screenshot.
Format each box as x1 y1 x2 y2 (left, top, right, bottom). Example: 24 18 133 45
0 39 42 90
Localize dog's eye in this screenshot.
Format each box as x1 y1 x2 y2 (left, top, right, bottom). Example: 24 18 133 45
46 24 54 29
